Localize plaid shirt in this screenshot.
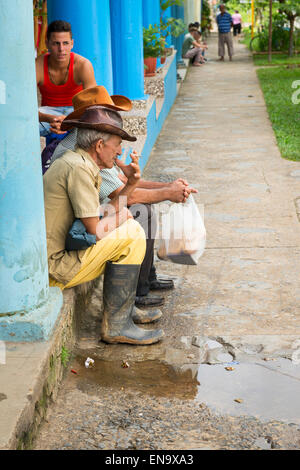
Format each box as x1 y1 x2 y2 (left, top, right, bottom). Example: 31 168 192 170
217 12 232 33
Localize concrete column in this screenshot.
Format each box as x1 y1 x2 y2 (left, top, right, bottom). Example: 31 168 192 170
47 0 113 94
110 0 145 100
184 0 195 25
142 0 160 28
194 0 201 25
0 0 62 341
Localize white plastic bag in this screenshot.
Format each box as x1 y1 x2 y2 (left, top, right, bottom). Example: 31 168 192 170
157 195 206 265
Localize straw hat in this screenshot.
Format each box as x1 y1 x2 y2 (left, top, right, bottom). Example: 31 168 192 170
63 86 132 122
61 105 137 142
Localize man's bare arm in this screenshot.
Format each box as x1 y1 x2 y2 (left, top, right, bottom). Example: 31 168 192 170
192 40 202 48
118 172 171 190
108 180 197 205
80 59 97 89
117 168 193 191
127 181 197 205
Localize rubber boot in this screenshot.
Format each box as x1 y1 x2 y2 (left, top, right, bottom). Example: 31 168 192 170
101 262 164 345
132 306 162 324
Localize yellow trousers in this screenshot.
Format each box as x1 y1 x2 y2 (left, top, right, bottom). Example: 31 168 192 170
49 219 146 290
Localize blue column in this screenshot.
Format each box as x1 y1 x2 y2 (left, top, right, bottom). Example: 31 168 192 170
172 4 185 64
110 0 145 100
47 0 113 94
142 0 160 28
0 0 62 341
161 6 172 47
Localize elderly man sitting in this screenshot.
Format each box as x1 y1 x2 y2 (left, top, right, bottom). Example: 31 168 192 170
43 105 164 345
49 86 197 309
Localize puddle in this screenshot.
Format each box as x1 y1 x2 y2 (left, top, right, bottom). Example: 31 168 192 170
68 356 300 425
69 356 200 400
196 360 300 424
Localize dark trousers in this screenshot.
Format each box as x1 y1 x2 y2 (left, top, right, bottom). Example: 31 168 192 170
129 203 157 296
233 24 241 36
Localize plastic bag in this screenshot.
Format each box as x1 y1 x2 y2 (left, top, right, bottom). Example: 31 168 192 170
157 195 206 265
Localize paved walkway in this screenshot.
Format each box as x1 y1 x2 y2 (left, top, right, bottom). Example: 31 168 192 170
148 35 300 341
34 36 300 450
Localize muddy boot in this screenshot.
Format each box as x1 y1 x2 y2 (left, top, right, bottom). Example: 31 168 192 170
101 262 164 345
132 306 162 324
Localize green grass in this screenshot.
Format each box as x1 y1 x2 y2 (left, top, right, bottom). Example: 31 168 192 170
241 30 253 49
257 66 300 161
254 53 300 66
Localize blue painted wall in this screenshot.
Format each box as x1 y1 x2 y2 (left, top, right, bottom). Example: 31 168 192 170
47 0 114 94
126 54 178 172
161 5 172 47
172 4 186 63
143 0 160 28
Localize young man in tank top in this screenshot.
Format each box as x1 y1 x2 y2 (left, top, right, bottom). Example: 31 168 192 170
36 20 97 136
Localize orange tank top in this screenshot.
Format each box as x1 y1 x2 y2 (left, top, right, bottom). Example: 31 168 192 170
38 52 83 107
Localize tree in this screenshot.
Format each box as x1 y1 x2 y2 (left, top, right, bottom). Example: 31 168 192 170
276 0 300 56
268 0 273 62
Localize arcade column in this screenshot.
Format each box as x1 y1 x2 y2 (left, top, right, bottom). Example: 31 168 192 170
0 0 62 341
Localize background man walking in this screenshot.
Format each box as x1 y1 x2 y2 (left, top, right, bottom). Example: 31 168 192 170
216 4 234 61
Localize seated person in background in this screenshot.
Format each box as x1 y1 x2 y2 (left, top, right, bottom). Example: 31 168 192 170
36 20 96 137
50 86 197 309
182 29 206 66
184 22 197 40
44 105 164 345
191 31 208 63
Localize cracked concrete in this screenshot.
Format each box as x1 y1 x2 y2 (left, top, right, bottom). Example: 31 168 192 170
33 35 300 450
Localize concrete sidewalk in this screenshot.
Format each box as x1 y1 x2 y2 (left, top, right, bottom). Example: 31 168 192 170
147 35 300 340
31 35 300 449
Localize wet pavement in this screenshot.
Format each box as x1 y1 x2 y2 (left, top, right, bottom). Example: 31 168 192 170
34 36 300 450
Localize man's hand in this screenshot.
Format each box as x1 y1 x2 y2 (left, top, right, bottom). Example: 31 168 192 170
169 179 198 203
168 180 189 203
49 115 67 134
115 151 141 187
